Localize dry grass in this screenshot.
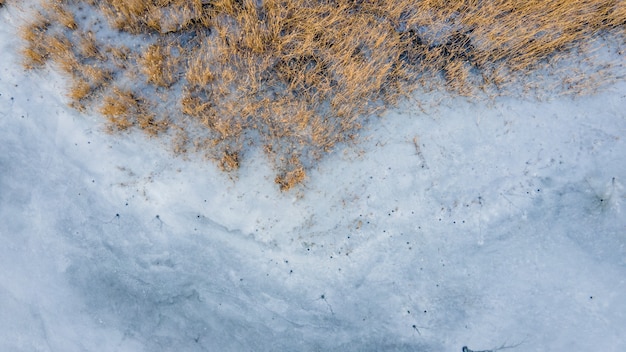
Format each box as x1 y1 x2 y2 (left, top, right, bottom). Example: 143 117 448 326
43 0 77 30
275 158 306 191
20 0 626 190
139 41 181 87
100 87 168 135
67 77 91 102
79 31 105 60
20 15 50 68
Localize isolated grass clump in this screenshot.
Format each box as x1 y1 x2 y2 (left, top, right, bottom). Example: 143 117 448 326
17 0 626 190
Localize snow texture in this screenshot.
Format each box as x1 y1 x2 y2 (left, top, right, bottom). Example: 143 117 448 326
1 4 625 352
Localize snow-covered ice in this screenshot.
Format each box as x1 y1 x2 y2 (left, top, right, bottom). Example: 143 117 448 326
1 4 625 352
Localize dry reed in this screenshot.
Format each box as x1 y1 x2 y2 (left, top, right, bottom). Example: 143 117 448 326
19 0 626 190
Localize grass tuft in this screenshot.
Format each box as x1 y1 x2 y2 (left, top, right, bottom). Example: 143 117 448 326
139 42 181 87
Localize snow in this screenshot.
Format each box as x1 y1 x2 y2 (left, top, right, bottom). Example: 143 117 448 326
1 4 625 352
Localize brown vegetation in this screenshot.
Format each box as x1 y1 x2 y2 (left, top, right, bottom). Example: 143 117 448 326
139 42 181 87
20 0 626 189
99 87 168 136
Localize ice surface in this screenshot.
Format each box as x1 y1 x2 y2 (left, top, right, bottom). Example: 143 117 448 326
1 3 625 352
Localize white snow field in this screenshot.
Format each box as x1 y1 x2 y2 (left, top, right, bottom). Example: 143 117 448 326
1 4 625 352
